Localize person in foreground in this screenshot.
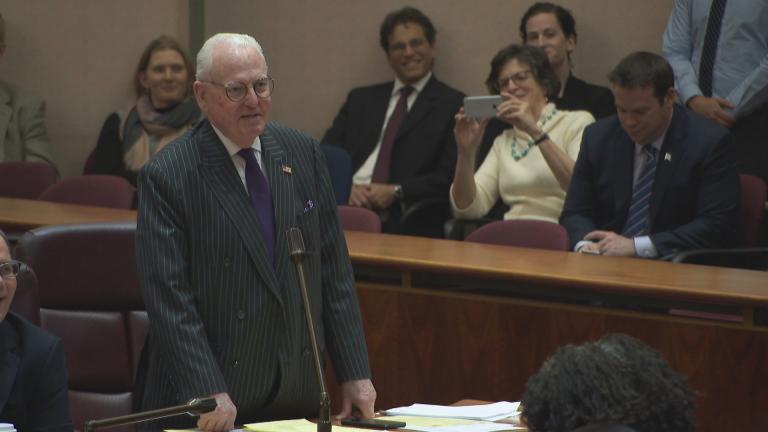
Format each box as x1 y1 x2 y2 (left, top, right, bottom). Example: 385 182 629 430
136 33 375 431
84 35 200 185
0 229 73 431
521 333 695 432
560 51 739 258
451 44 593 223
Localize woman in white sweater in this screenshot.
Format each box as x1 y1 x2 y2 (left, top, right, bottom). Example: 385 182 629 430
451 44 594 223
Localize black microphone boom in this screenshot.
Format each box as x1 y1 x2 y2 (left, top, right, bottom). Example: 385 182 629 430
83 397 217 431
287 227 332 432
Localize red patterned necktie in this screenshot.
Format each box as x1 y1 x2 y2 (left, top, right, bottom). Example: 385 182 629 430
372 86 414 183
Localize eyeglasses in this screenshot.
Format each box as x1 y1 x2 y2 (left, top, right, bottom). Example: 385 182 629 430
203 76 275 102
389 38 428 55
497 70 533 90
0 260 21 279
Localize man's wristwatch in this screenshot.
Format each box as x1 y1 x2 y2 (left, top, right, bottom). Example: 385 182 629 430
393 184 404 200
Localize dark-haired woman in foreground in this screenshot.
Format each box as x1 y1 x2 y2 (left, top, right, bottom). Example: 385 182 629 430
522 334 695 432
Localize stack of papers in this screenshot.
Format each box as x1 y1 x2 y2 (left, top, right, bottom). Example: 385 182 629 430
385 401 521 421
382 415 524 431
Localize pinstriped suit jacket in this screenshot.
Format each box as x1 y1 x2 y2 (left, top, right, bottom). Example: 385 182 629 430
135 120 370 426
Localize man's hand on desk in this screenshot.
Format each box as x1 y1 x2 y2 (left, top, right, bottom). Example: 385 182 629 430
583 231 636 257
197 392 236 431
336 379 377 420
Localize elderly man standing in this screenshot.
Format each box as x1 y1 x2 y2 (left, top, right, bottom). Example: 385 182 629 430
560 52 738 258
136 33 375 431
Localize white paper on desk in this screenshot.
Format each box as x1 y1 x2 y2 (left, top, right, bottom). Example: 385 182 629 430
406 423 522 432
385 401 520 420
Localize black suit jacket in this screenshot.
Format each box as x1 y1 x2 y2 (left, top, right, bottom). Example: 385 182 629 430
560 104 739 256
136 121 370 427
322 75 464 204
554 74 615 121
0 312 72 432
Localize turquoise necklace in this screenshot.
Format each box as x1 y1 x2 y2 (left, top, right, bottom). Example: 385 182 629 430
510 108 558 161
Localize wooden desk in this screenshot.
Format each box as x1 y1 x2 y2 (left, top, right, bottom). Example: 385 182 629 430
340 231 768 432
0 197 137 231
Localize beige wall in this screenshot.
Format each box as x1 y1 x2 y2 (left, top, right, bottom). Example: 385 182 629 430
206 0 676 140
1 0 675 176
0 0 188 176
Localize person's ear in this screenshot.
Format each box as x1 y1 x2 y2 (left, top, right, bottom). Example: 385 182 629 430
565 34 576 53
664 87 677 106
138 71 148 90
193 81 207 112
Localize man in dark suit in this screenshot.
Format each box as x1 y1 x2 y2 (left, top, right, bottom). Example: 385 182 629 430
0 13 55 167
136 34 374 431
322 7 464 237
560 52 739 258
0 229 72 431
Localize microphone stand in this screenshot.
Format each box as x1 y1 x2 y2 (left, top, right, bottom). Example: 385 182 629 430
83 397 217 431
287 227 332 432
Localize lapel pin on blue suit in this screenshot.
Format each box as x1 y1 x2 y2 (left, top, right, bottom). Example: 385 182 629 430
282 164 292 174
664 152 672 162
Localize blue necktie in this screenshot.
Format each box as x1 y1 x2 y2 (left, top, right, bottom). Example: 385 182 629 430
623 145 657 238
238 148 276 261
699 0 728 97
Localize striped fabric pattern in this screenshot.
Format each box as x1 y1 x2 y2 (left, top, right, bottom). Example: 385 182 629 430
698 0 728 97
622 145 658 238
136 120 370 427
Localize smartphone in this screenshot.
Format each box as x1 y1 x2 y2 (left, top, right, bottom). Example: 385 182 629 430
340 418 407 430
463 95 502 119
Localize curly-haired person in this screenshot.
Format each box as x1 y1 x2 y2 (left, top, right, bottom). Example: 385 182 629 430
521 334 695 432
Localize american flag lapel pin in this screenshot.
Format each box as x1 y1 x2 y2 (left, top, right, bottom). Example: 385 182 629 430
664 153 672 162
282 164 292 174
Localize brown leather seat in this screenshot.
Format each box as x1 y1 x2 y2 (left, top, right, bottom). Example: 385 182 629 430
39 175 135 209
465 219 570 251
15 222 146 431
0 161 59 199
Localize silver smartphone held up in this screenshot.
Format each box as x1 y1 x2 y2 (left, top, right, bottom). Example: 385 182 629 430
463 95 502 119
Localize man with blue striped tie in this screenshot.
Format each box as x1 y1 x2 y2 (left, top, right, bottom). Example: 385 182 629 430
560 52 739 258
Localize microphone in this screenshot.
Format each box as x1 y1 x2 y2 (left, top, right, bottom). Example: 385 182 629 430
287 227 332 432
83 397 217 431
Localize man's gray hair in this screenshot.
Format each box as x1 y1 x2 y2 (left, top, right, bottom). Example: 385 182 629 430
196 33 264 81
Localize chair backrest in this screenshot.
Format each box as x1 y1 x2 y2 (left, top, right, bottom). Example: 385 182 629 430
9 263 41 325
39 175 135 209
465 219 569 251
321 144 353 205
338 205 382 233
15 222 145 431
739 174 767 247
0 161 59 199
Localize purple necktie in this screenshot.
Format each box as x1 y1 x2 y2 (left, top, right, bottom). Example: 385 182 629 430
238 148 276 261
372 86 414 183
